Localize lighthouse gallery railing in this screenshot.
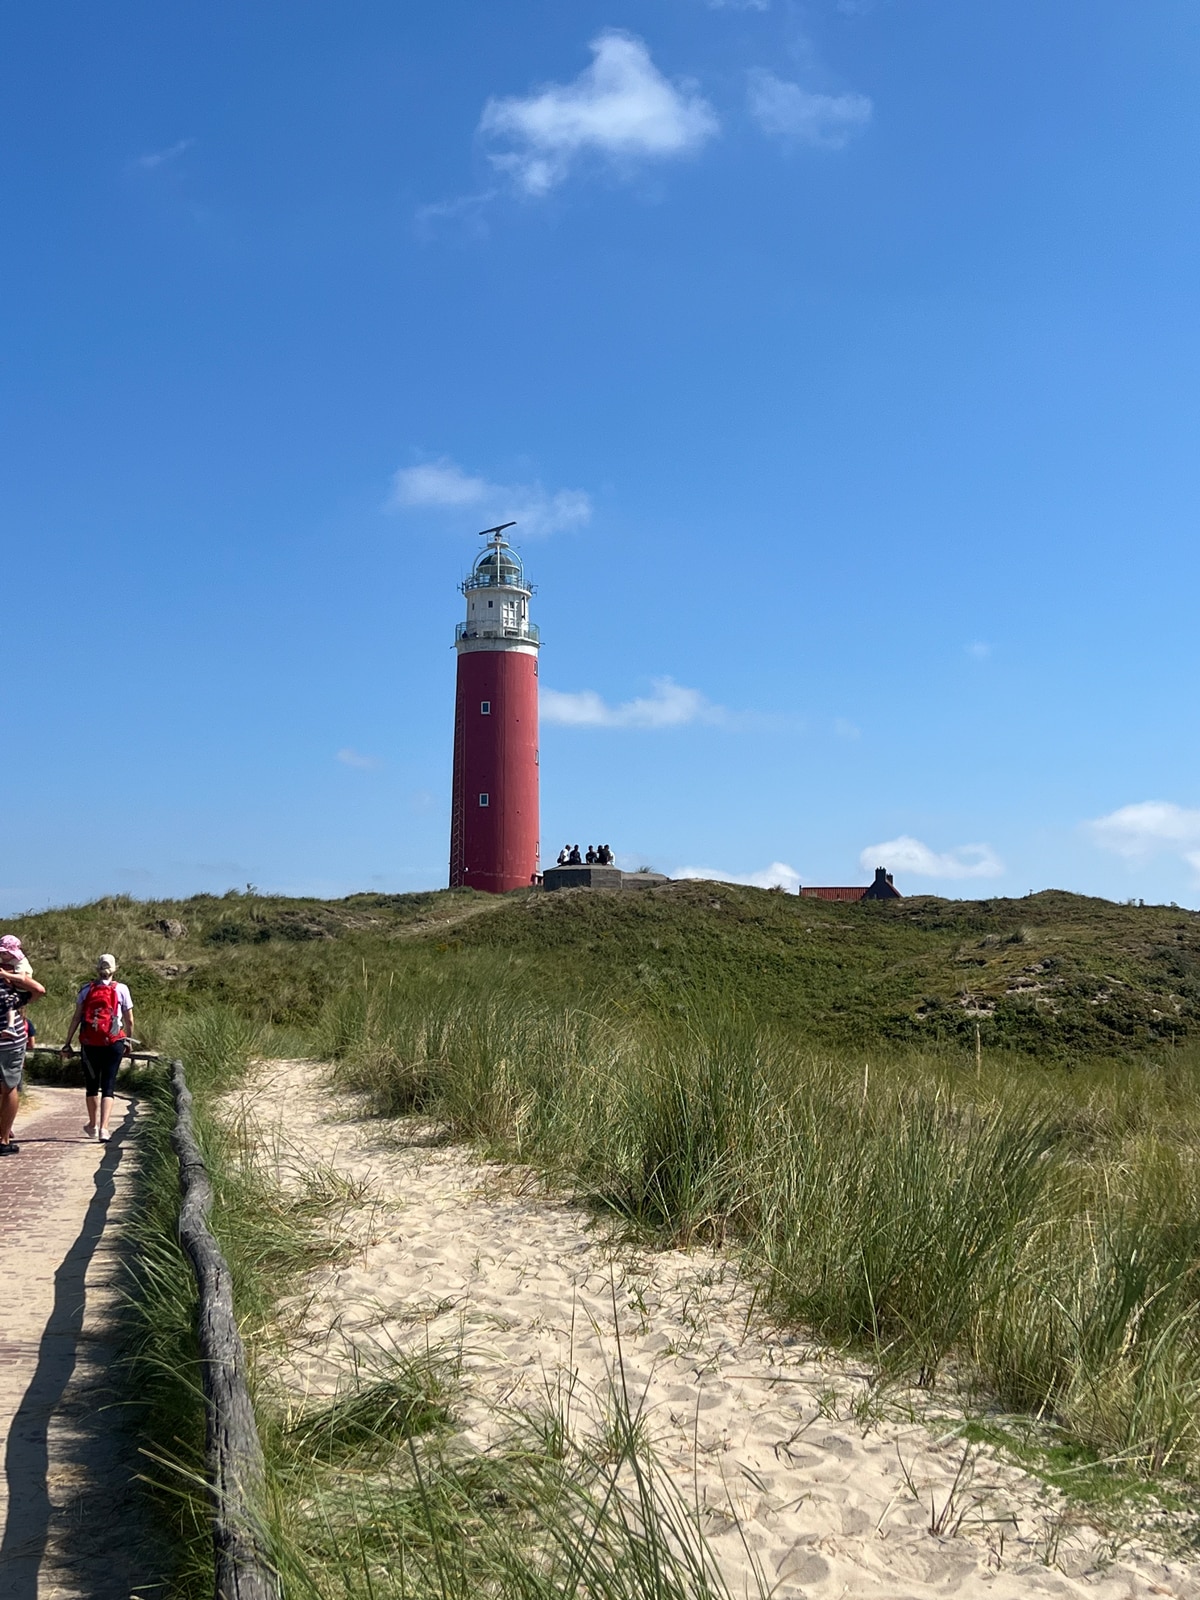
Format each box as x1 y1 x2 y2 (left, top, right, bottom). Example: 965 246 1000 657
455 621 540 644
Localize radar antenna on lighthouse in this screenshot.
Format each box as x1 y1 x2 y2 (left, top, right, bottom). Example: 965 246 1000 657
448 524 541 892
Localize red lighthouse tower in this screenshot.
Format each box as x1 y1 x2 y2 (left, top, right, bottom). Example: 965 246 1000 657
449 524 540 893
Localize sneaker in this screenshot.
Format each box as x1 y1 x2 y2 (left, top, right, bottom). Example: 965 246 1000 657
98 1130 111 1143
83 1124 98 1141
0 1141 18 1155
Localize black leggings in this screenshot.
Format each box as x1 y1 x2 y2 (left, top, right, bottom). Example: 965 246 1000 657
81 1042 126 1099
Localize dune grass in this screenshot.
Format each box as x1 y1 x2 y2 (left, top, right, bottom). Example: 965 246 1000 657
324 968 1200 1485
13 881 1200 1578
14 878 1200 1062
123 1002 765 1599
120 1006 337 1596
263 1352 757 1600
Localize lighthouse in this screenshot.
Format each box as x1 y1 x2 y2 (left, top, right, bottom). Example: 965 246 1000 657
449 523 540 892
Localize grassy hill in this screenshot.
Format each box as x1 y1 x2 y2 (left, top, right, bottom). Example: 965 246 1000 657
22 879 1200 1496
15 879 1200 1061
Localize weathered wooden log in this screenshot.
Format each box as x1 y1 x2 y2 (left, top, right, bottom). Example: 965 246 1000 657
169 1059 278 1600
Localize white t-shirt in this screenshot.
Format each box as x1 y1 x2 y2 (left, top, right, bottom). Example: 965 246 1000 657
77 981 133 1034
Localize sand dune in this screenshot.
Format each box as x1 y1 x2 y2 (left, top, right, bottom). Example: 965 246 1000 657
225 1060 1200 1599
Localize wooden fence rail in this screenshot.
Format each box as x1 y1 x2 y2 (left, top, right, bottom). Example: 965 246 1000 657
169 1058 278 1600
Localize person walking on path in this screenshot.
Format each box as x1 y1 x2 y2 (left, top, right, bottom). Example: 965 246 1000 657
61 954 134 1144
0 942 46 1155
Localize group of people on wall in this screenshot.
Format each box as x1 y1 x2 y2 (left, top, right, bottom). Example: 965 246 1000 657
0 936 135 1155
555 844 615 867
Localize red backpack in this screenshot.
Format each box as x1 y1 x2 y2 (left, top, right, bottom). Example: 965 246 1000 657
80 982 123 1048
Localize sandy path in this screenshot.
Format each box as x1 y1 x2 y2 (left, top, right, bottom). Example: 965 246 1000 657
230 1060 1200 1600
0 1084 159 1599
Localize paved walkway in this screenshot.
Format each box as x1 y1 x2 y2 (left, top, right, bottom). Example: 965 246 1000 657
0 1083 160 1599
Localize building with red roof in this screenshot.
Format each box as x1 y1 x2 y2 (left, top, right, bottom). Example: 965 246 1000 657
799 867 901 902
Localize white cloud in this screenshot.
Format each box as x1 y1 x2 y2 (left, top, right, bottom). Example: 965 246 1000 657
336 748 382 771
1088 802 1200 870
394 461 487 508
541 677 726 729
389 456 591 539
413 189 496 241
859 836 1004 880
480 31 719 196
542 678 798 733
709 0 769 9
134 138 195 171
747 70 872 149
967 641 992 660
675 861 801 891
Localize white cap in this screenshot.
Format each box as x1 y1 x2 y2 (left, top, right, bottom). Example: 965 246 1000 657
97 953 117 974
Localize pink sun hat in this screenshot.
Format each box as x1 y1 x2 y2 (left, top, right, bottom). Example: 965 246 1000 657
0 936 23 957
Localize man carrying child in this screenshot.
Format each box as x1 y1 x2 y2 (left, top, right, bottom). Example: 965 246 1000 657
0 934 46 1155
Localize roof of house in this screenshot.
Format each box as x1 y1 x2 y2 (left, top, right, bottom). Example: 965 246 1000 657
799 886 868 902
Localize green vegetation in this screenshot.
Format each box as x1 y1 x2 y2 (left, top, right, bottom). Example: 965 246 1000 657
122 1009 761 1599
18 878 1200 1059
121 1008 353 1595
15 878 1200 1582
322 969 1200 1483
264 1366 757 1600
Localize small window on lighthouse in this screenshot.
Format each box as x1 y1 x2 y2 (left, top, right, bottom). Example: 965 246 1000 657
479 792 489 807
488 599 494 608
480 701 491 715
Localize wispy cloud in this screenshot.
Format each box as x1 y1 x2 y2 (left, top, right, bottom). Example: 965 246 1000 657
413 189 497 241
675 861 801 891
543 677 799 732
133 138 195 171
336 748 383 771
390 457 591 539
480 31 718 196
747 70 872 149
541 677 727 729
967 641 992 660
709 0 770 9
859 835 1004 880
1088 801 1200 875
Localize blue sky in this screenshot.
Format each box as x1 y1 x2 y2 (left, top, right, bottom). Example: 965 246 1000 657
4 1 1200 912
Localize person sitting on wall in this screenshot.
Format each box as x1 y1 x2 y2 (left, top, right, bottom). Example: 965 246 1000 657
585 846 597 864
556 846 570 866
569 844 583 865
599 844 614 865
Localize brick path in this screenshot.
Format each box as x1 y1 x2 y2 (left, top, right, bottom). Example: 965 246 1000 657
0 1083 161 1598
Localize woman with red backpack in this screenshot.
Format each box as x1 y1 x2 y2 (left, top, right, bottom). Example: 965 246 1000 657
62 954 134 1143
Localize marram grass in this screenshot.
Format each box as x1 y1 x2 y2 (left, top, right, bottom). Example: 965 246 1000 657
327 973 1200 1483
124 1006 767 1599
